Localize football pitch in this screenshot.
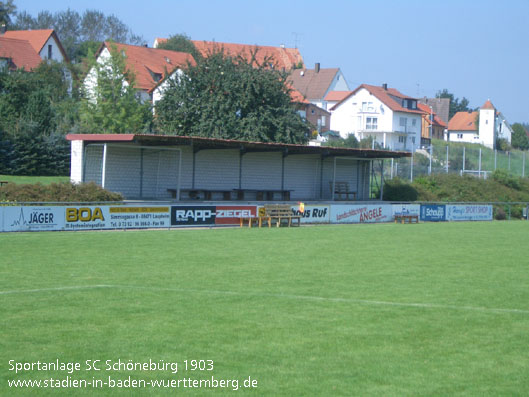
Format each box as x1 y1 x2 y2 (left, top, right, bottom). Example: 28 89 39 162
1 222 529 395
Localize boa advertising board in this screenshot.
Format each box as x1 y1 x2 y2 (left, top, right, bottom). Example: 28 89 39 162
290 205 330 223
66 206 172 230
330 204 393 224
446 205 492 221
2 206 65 232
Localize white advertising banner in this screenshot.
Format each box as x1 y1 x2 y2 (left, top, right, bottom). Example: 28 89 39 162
64 205 172 230
330 204 393 224
445 205 493 221
392 204 420 217
290 205 330 223
3 206 66 232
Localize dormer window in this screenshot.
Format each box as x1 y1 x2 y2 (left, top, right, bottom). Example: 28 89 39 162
164 57 172 64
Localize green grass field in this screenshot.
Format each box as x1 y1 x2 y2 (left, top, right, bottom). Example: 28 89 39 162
2 222 529 395
0 175 70 185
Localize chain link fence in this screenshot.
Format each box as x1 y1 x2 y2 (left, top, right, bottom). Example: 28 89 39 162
386 143 528 181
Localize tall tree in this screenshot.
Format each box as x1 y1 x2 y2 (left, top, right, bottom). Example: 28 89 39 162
0 0 16 28
436 89 471 119
79 44 152 134
511 123 529 150
155 50 310 144
12 8 145 62
156 34 200 59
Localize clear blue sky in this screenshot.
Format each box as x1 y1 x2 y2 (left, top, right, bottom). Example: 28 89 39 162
14 0 529 123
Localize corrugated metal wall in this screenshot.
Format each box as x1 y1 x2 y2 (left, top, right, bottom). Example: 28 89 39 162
194 149 239 189
105 146 141 198
241 152 283 189
284 154 321 200
84 145 103 185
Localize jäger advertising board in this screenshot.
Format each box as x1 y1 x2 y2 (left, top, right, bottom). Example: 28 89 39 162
392 204 420 217
330 204 393 223
3 206 65 232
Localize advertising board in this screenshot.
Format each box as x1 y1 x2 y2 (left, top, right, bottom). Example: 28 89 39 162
215 206 257 225
290 205 330 224
65 206 172 230
420 205 446 222
170 206 216 226
392 204 420 217
330 204 393 223
446 205 492 221
3 206 65 232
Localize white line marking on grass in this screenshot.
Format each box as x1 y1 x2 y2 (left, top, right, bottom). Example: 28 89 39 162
0 285 113 295
106 284 529 315
3 283 527 315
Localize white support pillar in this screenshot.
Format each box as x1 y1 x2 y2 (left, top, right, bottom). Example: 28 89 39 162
70 140 84 184
101 143 108 189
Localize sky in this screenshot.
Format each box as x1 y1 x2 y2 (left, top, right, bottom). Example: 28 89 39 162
13 0 529 123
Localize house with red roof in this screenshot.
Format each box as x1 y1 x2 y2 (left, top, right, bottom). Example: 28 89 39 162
3 29 68 62
288 63 349 110
154 38 303 71
0 36 42 70
447 100 512 149
85 42 194 105
418 102 446 144
327 83 423 151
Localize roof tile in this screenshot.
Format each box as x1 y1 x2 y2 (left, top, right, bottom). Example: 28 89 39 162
0 37 42 70
448 111 478 131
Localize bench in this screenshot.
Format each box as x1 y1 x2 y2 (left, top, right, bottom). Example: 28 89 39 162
258 204 301 228
330 182 356 200
0 181 8 187
394 214 419 224
233 189 292 201
173 189 232 200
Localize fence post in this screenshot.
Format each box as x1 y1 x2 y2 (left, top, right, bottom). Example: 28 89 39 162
410 151 414 182
508 152 511 172
429 145 432 175
446 145 449 173
462 146 466 173
479 148 482 178
494 149 497 170
523 151 526 178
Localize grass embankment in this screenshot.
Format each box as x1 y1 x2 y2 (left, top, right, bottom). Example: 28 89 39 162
1 223 529 395
0 175 70 185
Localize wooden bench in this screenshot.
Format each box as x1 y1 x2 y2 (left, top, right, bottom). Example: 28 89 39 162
233 189 293 201
0 181 8 187
394 214 419 224
330 182 356 200
174 189 232 200
258 204 301 228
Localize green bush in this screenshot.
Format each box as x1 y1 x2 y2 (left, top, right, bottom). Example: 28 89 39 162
0 182 123 202
382 178 419 201
491 169 521 190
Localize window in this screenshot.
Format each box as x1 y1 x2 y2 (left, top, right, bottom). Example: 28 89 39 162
321 115 326 127
398 136 405 143
457 133 463 139
412 137 415 144
402 99 408 108
366 117 378 130
48 45 52 59
399 117 407 128
362 102 374 112
412 119 417 127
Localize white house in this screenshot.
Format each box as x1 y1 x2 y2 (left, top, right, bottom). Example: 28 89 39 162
447 100 513 149
328 84 424 152
3 29 68 62
84 42 194 105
